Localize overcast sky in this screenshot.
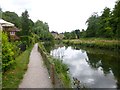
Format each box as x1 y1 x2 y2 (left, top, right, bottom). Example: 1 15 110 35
0 0 116 33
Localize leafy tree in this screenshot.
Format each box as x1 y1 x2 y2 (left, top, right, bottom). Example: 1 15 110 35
64 32 72 39
112 0 120 38
32 20 54 41
99 7 113 38
80 29 86 38
86 13 100 37
28 19 34 31
0 7 2 18
75 29 80 39
2 11 21 28
21 10 30 36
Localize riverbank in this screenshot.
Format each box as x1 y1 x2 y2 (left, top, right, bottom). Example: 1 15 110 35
2 47 32 88
63 38 120 51
38 42 71 88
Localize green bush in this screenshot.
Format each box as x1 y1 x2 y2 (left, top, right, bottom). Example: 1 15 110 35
2 32 15 72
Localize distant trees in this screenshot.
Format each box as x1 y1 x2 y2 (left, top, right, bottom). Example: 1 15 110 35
85 13 100 37
85 8 113 38
63 0 120 39
2 9 54 42
112 0 120 38
85 0 120 38
75 29 81 39
63 1 120 39
32 20 54 41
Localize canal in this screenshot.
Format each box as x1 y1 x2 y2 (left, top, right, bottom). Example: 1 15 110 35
50 45 120 88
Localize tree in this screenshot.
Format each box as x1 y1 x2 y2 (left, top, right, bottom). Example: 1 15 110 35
112 0 120 38
99 7 113 38
64 32 72 39
0 7 2 18
71 31 77 39
86 12 100 37
2 11 21 28
80 29 86 38
32 20 54 41
75 29 80 39
21 10 30 36
28 19 34 31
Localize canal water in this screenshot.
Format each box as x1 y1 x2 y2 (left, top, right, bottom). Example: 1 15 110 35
50 46 120 88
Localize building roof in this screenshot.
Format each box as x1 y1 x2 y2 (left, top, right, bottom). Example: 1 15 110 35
0 24 2 30
51 31 58 34
0 19 14 27
7 27 20 32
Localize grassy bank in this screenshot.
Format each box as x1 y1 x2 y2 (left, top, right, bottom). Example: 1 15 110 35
38 42 71 88
2 46 32 88
63 38 120 50
0 30 2 89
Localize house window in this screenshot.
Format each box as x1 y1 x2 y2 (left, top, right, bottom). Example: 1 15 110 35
10 32 15 35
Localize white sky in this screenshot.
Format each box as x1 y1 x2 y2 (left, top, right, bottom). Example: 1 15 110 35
0 0 116 33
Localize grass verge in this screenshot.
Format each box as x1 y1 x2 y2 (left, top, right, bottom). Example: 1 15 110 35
2 46 32 88
0 30 2 89
63 38 120 50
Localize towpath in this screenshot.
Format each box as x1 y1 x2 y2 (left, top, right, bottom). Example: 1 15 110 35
19 43 52 88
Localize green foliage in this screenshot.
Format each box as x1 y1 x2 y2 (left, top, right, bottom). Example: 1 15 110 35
64 30 78 39
2 32 22 72
2 47 32 88
75 29 81 39
53 59 71 87
86 13 100 37
2 32 15 72
0 30 2 89
112 0 120 38
84 3 120 38
17 10 33 38
21 10 30 36
63 38 120 50
32 20 54 42
100 7 113 38
64 32 72 39
2 11 21 28
62 1 120 39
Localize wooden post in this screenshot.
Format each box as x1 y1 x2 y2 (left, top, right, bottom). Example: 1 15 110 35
50 64 55 84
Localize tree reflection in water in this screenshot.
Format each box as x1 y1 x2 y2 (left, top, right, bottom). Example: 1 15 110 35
51 45 120 88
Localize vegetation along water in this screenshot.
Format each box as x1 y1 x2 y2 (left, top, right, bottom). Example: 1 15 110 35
1 0 120 89
50 45 120 88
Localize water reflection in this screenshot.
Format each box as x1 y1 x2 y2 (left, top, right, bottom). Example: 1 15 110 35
50 46 119 88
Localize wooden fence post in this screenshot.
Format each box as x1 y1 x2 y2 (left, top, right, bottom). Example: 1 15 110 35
50 64 55 84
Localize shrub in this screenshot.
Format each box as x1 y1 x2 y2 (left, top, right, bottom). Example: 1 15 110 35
2 32 15 72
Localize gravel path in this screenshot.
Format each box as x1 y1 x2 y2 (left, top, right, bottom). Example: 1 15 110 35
19 43 53 88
